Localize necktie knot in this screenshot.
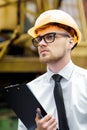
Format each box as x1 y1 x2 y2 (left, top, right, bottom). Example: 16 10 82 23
52 74 62 82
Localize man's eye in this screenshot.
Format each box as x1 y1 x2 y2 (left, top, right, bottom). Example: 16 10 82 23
35 37 41 43
45 34 54 40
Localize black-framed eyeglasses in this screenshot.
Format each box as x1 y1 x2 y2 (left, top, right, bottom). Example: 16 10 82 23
32 32 70 47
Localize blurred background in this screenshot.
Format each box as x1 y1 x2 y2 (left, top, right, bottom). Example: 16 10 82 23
0 0 87 130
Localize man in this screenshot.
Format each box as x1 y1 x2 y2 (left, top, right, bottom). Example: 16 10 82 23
18 9 87 130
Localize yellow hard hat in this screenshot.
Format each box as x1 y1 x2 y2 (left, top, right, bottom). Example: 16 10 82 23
28 9 81 44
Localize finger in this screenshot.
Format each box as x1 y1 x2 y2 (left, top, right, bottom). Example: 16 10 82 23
47 120 58 130
41 114 53 122
43 116 57 129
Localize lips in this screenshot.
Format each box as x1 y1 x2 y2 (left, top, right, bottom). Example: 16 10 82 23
40 50 49 54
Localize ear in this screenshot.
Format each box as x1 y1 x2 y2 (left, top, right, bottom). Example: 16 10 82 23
68 37 75 50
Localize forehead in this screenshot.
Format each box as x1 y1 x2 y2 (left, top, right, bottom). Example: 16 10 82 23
35 23 76 37
35 25 68 36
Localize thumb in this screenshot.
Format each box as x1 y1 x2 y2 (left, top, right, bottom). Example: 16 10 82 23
36 108 42 119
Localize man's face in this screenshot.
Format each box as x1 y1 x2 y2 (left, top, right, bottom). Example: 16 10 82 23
36 25 73 64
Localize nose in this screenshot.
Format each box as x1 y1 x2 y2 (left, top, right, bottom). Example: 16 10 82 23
38 38 47 47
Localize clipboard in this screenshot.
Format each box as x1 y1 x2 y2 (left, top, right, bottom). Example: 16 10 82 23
0 83 47 130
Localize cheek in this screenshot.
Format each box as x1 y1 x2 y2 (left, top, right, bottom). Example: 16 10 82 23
54 41 66 52
51 46 64 57
51 41 67 56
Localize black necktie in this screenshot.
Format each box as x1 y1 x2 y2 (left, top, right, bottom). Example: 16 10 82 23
52 74 69 130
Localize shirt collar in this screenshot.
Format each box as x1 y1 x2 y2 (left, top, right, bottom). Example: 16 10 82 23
47 60 75 81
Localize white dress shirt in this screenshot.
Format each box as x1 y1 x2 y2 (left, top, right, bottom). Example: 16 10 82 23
18 60 87 130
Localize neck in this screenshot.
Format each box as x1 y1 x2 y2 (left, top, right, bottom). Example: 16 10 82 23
47 57 71 73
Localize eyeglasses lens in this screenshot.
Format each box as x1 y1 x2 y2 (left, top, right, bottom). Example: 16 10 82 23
32 33 55 47
32 36 42 47
44 33 55 43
